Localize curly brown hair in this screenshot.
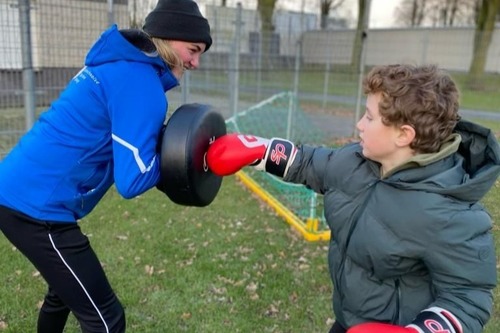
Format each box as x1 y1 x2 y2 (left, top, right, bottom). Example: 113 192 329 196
363 64 460 153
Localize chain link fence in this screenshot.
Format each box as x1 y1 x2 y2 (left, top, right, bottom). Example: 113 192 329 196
1 0 500 157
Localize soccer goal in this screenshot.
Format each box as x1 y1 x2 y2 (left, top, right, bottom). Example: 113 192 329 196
226 92 330 241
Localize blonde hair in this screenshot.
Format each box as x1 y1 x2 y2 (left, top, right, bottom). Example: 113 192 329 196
151 37 182 72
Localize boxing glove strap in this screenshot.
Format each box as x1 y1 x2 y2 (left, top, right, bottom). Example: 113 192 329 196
407 307 462 333
263 138 296 178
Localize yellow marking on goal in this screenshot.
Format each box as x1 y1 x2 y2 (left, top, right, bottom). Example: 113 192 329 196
236 170 330 242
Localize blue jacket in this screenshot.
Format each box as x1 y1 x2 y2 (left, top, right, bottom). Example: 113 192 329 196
0 25 178 222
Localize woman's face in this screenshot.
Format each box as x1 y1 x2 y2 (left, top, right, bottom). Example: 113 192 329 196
169 40 206 79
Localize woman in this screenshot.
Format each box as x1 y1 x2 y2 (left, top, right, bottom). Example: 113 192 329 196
0 0 211 332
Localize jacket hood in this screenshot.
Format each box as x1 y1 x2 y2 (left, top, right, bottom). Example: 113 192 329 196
85 25 178 91
389 119 500 203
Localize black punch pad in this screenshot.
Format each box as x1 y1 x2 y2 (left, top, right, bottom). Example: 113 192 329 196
157 103 226 207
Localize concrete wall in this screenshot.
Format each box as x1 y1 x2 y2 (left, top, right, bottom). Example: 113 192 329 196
1 0 129 69
3 2 500 73
302 27 500 73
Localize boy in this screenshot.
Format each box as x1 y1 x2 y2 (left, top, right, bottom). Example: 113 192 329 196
207 64 500 333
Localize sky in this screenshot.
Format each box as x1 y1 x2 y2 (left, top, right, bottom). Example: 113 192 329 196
287 0 405 28
365 0 403 28
137 1 404 29
198 0 404 28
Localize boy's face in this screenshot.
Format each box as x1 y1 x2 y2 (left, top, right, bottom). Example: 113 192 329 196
356 92 404 166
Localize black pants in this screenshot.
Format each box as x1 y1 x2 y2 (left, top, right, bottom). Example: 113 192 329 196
0 205 125 333
329 321 347 333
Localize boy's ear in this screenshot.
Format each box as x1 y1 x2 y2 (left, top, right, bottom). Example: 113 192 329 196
396 124 416 148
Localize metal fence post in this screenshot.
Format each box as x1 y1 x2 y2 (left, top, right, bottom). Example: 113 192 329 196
288 38 301 140
421 29 429 64
182 70 190 104
322 37 335 112
229 3 242 119
107 0 114 25
18 0 36 130
255 14 262 102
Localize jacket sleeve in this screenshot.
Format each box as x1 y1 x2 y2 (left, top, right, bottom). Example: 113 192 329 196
423 207 496 333
284 142 369 195
108 69 166 199
283 144 336 194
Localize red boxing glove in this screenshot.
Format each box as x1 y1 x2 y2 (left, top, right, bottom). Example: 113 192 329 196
207 133 296 177
207 134 268 176
347 323 417 333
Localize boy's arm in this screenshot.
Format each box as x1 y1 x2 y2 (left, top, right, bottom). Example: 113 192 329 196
207 133 336 194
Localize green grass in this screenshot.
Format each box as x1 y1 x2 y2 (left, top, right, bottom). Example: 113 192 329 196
196 67 500 113
0 177 333 332
0 168 499 332
453 72 500 112
0 77 499 331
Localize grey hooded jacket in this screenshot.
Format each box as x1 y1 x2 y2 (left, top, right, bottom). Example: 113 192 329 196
284 120 500 332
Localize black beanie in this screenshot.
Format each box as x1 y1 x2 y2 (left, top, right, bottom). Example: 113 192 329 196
143 0 212 52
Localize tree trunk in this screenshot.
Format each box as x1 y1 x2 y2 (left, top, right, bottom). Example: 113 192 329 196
257 0 277 69
466 0 500 90
320 0 331 30
351 0 366 73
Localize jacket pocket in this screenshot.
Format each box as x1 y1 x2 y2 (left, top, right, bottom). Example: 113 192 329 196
63 162 114 218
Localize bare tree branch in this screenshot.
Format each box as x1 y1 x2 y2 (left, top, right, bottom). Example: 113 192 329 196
320 0 347 29
395 0 480 27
